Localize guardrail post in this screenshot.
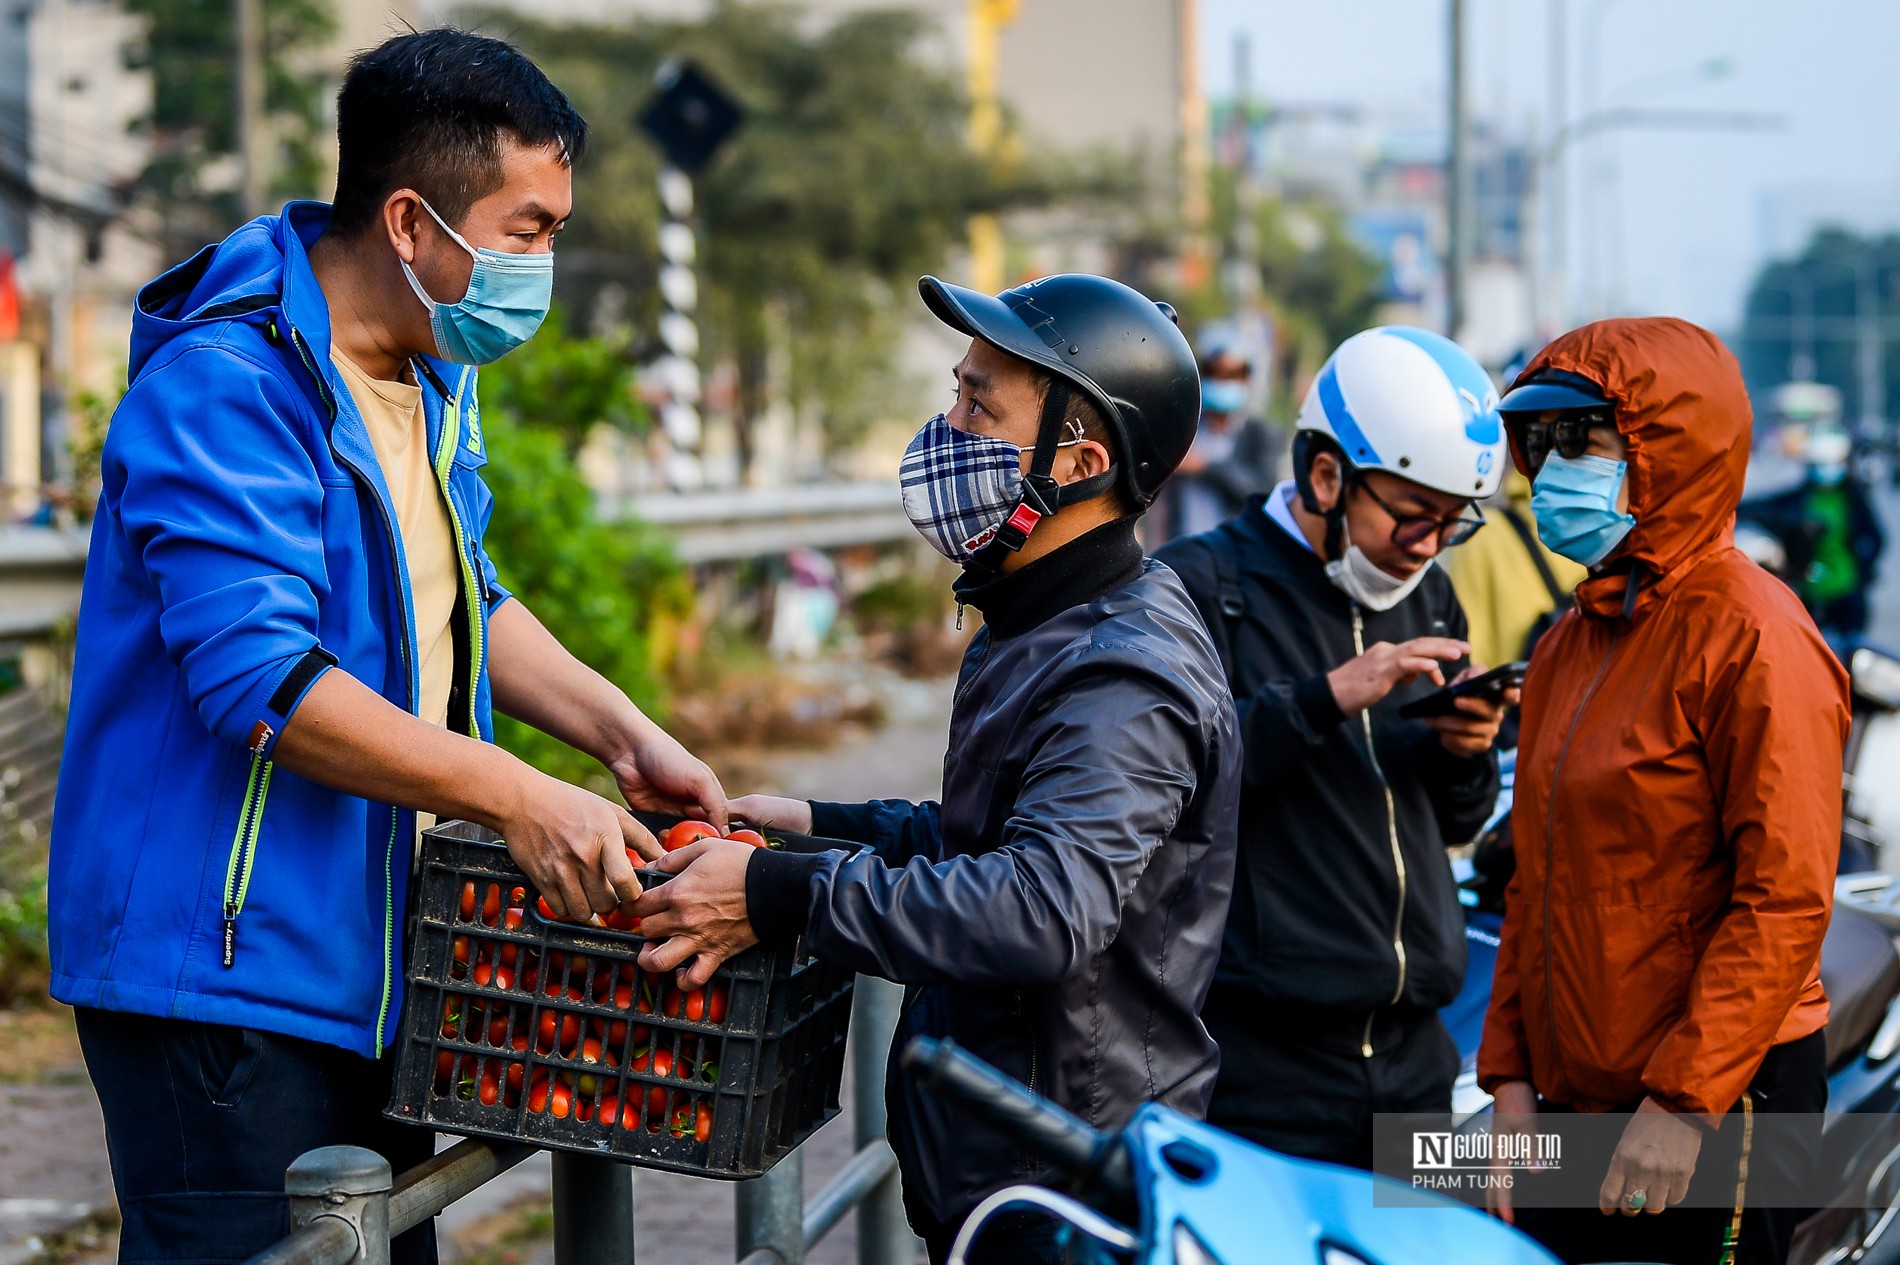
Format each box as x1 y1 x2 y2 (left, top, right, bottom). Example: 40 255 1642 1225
853 976 920 1265
552 1154 634 1265
285 1146 393 1265
737 1148 805 1265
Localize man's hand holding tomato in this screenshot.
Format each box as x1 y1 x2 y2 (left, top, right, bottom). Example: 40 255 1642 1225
632 836 760 989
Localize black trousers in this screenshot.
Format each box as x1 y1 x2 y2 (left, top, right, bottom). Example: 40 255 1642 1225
1513 1030 1828 1265
74 1007 438 1265
1202 987 1461 1170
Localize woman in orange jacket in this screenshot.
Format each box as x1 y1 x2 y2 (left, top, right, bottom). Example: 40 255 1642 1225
1477 318 1849 1265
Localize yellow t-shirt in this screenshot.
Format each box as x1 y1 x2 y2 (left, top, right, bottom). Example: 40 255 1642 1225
331 350 461 749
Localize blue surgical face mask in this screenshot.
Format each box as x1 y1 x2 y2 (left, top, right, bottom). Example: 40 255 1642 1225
1202 379 1248 415
401 197 553 365
1531 452 1637 568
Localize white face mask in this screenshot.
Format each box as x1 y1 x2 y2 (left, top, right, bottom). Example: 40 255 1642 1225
1324 518 1431 611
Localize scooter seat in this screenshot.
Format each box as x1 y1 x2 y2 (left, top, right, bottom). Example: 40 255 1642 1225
1820 906 1900 1070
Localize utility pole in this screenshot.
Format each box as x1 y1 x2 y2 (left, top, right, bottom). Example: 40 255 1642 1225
1446 0 1469 339
1545 0 1568 334
235 0 266 220
1858 258 1885 437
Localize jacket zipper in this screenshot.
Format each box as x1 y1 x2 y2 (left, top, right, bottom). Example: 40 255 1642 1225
1539 627 1622 1094
220 751 274 966
430 377 485 738
290 326 410 1054
1352 606 1407 1057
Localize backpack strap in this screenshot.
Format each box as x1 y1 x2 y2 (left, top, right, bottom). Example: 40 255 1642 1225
1502 505 1566 606
1203 526 1246 680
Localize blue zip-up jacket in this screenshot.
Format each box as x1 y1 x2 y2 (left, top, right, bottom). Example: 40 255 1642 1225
49 202 510 1056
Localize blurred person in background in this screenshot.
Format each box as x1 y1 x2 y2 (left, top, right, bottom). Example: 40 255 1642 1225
1156 326 1509 1168
1743 423 1885 644
631 274 1240 1265
1153 327 1279 542
1480 320 1846 1265
1440 462 1586 749
48 31 725 1263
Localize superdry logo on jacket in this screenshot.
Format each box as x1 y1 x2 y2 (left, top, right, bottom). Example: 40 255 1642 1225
49 202 510 1056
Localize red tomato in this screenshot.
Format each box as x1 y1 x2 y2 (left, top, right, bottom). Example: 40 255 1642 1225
481 884 502 926
661 820 721 852
459 882 478 922
669 1100 713 1141
477 1061 502 1107
472 961 515 991
726 829 767 848
536 1009 583 1056
595 1090 624 1127
603 908 641 933
433 1050 454 1095
663 980 730 1025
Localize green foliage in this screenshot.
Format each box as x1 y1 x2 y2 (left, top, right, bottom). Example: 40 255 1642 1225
123 0 337 257
478 308 648 457
460 1 1061 461
476 337 690 790
1250 198 1386 413
1741 227 1900 413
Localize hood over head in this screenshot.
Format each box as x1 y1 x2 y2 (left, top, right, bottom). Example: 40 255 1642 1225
1512 317 1751 616
130 203 336 384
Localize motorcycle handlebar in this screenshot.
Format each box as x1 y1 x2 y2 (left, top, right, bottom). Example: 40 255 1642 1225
901 1037 1131 1198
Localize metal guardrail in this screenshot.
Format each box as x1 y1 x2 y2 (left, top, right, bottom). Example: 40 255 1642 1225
610 481 911 564
241 976 917 1265
0 483 912 638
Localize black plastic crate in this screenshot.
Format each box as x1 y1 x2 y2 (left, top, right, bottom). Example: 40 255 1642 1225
386 817 856 1178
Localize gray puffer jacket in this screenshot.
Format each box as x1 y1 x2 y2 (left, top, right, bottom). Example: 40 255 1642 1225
746 519 1240 1234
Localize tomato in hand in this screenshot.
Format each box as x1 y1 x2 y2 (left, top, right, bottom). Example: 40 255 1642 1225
662 820 722 852
725 829 767 848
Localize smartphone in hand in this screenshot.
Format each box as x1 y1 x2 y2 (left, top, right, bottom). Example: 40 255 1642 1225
1397 661 1529 720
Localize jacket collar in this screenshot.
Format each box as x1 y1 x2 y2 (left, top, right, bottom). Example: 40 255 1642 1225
954 516 1145 639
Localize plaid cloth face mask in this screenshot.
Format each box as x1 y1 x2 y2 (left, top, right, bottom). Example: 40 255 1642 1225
899 413 1083 561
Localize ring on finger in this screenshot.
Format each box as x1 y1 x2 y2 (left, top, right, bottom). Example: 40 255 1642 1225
1622 1188 1647 1213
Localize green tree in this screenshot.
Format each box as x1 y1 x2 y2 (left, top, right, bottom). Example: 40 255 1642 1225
1250 198 1385 412
476 332 690 791
478 307 648 457
462 1 1065 467
123 0 336 259
1741 227 1900 416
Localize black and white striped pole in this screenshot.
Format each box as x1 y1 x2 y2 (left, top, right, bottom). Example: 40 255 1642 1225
655 166 702 487
637 61 743 490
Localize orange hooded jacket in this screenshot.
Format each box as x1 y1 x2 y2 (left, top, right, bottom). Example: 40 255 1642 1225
1475 317 1849 1119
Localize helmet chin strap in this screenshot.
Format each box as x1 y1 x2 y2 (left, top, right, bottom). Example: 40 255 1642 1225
1291 431 1350 563
965 379 1119 577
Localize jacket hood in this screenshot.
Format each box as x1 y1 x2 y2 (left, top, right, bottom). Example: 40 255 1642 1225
130 202 336 382
1515 317 1751 614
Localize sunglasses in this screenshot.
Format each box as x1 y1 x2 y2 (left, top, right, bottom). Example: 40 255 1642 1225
1508 411 1616 477
1352 476 1486 548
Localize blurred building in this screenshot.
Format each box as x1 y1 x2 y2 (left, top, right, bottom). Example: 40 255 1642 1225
0 0 153 520
1222 97 1535 364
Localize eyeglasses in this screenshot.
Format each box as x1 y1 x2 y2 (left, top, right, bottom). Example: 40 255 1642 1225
1507 410 1616 477
1351 476 1486 548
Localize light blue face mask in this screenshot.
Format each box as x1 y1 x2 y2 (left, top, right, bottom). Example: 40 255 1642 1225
1531 452 1637 568
401 197 553 365
1202 379 1249 415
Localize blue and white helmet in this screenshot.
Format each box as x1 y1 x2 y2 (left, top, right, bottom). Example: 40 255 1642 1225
1295 326 1505 500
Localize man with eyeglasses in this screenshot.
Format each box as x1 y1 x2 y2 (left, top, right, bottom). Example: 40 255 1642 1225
1156 326 1510 1168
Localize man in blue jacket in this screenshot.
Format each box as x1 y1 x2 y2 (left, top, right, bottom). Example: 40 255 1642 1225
49 30 724 1262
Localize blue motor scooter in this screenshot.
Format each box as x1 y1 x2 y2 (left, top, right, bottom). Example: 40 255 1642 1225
903 1036 1561 1265
1442 645 1900 1265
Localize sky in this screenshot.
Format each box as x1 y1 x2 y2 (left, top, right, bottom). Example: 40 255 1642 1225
1198 0 1900 336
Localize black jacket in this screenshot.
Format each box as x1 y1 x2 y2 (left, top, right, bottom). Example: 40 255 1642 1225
1155 501 1497 1020
748 519 1240 1231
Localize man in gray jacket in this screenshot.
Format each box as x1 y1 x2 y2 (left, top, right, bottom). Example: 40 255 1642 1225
633 273 1240 1264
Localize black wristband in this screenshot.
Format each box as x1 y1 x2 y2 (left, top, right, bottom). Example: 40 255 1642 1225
745 847 827 943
